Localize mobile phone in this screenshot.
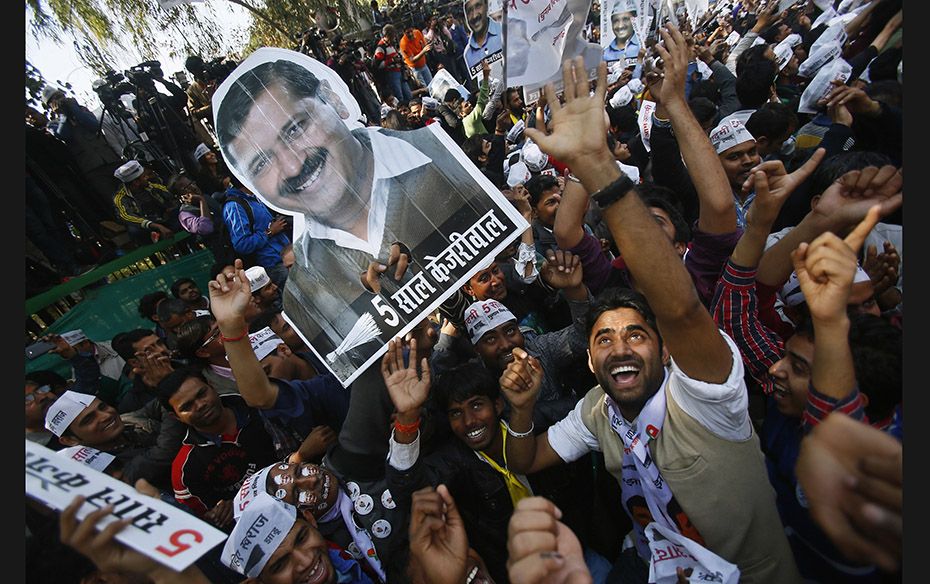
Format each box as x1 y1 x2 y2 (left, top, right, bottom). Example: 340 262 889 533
25 341 56 360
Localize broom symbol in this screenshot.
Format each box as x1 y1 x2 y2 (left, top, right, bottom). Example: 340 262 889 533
326 312 383 363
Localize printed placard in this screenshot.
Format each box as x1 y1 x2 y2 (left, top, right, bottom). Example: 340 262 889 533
25 440 227 572
212 48 528 387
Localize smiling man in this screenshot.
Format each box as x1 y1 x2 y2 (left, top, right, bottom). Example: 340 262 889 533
462 0 503 78
709 118 761 229
214 49 511 383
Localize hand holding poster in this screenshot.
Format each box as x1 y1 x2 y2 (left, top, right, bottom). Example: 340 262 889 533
26 439 227 572
212 48 528 386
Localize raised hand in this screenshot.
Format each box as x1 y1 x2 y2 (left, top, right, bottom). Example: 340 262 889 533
409 485 469 584
741 147 826 199
820 81 881 117
523 57 611 179
791 206 881 324
60 496 155 575
381 337 431 418
500 347 543 412
744 148 826 227
812 165 903 234
863 241 899 297
653 24 691 107
44 333 78 360
296 424 338 462
204 499 234 529
207 258 252 326
540 249 583 290
507 497 592 584
796 412 903 572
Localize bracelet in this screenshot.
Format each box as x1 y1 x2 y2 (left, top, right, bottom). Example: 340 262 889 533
592 175 635 209
506 420 535 438
219 328 249 343
394 418 421 433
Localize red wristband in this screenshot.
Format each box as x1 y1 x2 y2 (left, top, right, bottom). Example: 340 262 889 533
220 328 249 343
394 418 421 434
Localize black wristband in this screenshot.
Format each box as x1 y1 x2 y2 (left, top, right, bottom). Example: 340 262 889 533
592 175 635 209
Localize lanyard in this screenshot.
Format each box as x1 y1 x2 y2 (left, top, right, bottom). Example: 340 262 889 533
476 422 532 507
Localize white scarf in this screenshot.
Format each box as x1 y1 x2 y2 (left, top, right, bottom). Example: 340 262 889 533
335 490 386 582
606 387 678 560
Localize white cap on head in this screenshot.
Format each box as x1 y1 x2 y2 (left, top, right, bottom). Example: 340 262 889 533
774 42 793 72
798 41 842 78
380 103 393 120
44 391 95 437
521 142 549 172
249 327 284 362
609 85 634 109
42 85 65 106
464 299 517 345
709 119 755 155
627 78 644 95
193 143 211 160
506 160 532 188
221 493 296 578
781 265 871 307
245 266 270 293
114 160 144 183
782 33 802 48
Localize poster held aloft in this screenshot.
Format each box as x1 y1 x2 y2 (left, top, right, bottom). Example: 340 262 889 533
464 0 506 81
212 48 528 387
505 0 605 103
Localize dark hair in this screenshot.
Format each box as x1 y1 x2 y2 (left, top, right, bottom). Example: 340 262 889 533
638 183 691 244
138 291 169 320
156 366 208 411
433 361 500 412
746 102 796 142
525 174 560 207
156 297 192 324
112 329 157 361
217 60 322 168
689 76 721 105
759 23 784 44
166 172 191 197
250 309 282 333
735 59 778 109
585 288 661 350
735 44 771 77
688 96 719 129
25 369 69 392
848 313 901 422
865 47 901 83
807 151 893 199
171 277 197 298
381 110 409 130
174 315 215 359
864 80 902 109
606 100 638 133
444 88 461 103
461 135 488 165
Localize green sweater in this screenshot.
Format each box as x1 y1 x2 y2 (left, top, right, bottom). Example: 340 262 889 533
463 78 490 138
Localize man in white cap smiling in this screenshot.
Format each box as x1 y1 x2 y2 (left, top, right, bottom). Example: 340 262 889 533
112 159 180 244
709 118 761 228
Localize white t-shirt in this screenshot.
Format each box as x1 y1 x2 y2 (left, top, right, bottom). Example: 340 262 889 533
548 330 750 463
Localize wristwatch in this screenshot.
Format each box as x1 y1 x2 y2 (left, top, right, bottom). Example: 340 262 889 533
591 175 635 209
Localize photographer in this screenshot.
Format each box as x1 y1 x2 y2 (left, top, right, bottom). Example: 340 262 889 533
41 85 123 223
125 61 201 174
326 35 383 123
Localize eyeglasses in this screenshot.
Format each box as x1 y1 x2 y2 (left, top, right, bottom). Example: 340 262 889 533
25 385 52 404
199 326 222 350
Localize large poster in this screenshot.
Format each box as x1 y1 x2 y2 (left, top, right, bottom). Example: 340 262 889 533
464 0 506 80
505 0 605 103
212 48 528 386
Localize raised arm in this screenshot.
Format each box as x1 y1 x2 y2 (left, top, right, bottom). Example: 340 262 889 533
208 258 280 408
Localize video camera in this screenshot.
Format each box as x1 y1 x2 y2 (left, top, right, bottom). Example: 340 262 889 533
124 60 165 90
202 56 238 85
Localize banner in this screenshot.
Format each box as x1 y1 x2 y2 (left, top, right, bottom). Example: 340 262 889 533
464 0 506 81
505 0 604 103
26 440 227 572
212 48 528 386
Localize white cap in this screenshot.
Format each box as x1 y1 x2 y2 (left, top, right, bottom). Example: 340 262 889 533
42 85 65 106
249 327 284 362
774 42 794 72
506 119 526 143
44 391 95 437
506 160 532 188
380 104 393 120
60 329 88 346
609 85 634 108
464 299 517 344
57 446 116 472
612 0 637 14
232 464 281 520
627 78 644 95
798 41 843 78
696 59 713 80
421 96 440 111
521 142 549 172
193 143 211 160
709 119 755 155
245 266 270 293
221 494 296 578
781 266 871 307
114 160 144 183
782 33 802 48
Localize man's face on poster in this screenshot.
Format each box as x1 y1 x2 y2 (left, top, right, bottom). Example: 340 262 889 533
464 0 489 38
611 10 634 45
227 79 368 229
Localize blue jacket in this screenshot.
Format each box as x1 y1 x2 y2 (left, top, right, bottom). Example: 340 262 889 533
222 187 290 269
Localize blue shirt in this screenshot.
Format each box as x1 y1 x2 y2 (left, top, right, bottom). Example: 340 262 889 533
602 32 642 80
267 374 351 439
464 18 503 73
222 187 290 269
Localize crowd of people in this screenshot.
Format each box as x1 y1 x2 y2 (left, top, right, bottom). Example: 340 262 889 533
26 0 904 583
